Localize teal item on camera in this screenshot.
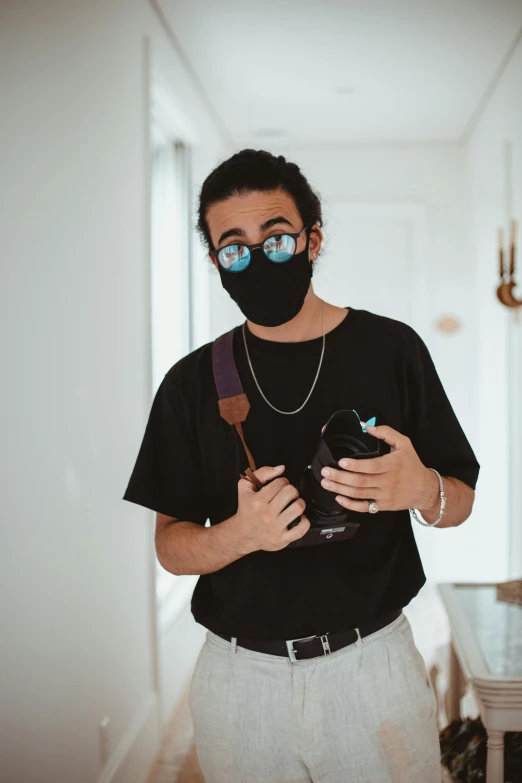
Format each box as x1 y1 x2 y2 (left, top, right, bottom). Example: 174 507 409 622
352 409 376 433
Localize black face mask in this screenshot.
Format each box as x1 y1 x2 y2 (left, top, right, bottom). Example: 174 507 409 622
217 232 314 327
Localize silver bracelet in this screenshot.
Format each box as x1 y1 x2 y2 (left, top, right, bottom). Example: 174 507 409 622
409 468 446 527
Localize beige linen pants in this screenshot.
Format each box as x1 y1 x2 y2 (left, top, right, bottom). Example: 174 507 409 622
188 611 441 783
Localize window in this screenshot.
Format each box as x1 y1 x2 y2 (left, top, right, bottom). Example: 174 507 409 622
150 89 193 606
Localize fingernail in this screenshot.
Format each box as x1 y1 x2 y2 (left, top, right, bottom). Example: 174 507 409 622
274 465 284 471
339 459 349 468
321 468 330 476
336 496 344 504
322 479 331 487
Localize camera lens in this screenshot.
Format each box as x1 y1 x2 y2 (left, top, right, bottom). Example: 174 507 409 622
324 433 371 463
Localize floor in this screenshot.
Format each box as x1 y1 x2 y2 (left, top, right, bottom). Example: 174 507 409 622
147 582 477 783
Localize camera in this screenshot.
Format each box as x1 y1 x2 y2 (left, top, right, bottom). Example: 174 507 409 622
285 409 390 548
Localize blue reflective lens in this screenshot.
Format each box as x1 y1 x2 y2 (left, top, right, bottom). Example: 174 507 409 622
263 234 296 263
218 245 251 273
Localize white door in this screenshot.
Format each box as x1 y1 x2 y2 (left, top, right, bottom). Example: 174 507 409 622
315 201 428 331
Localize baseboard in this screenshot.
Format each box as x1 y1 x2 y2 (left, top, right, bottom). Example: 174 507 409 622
97 691 160 783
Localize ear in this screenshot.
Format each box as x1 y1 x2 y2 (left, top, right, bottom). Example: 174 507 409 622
308 223 322 260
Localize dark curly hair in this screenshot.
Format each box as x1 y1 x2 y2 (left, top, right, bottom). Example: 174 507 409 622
196 149 323 251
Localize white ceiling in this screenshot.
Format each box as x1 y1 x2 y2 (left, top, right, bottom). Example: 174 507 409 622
158 0 522 145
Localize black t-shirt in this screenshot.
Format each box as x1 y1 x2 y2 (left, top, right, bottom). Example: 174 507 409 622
122 306 480 640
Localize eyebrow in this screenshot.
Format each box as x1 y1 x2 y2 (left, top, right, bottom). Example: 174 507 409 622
217 216 294 247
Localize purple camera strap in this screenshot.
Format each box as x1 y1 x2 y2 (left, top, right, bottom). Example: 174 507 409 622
211 327 263 490
212 328 244 401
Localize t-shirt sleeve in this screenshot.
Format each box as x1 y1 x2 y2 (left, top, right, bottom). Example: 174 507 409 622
122 373 209 524
401 328 480 491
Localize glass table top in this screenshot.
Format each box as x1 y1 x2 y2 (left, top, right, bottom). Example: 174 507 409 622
456 584 522 677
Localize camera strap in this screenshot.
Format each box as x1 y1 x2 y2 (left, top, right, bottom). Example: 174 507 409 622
211 328 264 491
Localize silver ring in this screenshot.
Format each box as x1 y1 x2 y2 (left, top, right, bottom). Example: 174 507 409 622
368 500 379 514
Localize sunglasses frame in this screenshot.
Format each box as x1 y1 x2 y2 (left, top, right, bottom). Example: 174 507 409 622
210 225 310 273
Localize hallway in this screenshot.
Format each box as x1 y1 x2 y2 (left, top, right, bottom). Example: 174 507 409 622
2 1 522 781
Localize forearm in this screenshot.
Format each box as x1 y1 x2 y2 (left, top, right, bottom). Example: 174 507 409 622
156 514 250 575
416 471 475 528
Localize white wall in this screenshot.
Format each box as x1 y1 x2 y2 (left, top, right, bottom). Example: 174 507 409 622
210 141 484 582
465 33 522 580
0 2 224 782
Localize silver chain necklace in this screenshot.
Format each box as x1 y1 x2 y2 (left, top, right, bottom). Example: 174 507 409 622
241 298 326 415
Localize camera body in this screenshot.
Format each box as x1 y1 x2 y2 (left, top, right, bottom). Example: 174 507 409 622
285 409 390 548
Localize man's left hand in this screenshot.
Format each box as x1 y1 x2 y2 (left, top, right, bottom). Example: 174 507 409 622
319 424 439 513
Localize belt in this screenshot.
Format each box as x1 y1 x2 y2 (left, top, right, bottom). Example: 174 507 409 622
215 608 402 663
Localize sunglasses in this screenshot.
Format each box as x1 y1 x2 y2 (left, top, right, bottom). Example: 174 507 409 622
211 225 309 273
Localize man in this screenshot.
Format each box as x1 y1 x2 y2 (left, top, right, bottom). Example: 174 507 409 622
123 149 480 783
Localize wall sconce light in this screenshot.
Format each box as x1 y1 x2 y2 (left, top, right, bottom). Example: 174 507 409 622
496 219 522 320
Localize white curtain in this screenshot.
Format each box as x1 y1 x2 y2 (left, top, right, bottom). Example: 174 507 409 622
150 132 192 603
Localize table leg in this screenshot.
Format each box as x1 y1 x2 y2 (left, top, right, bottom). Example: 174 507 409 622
447 639 461 721
486 730 504 783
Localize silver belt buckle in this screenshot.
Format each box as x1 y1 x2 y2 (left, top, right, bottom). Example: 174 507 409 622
285 632 331 663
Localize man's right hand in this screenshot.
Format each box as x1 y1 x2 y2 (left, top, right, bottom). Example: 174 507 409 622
233 465 311 553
